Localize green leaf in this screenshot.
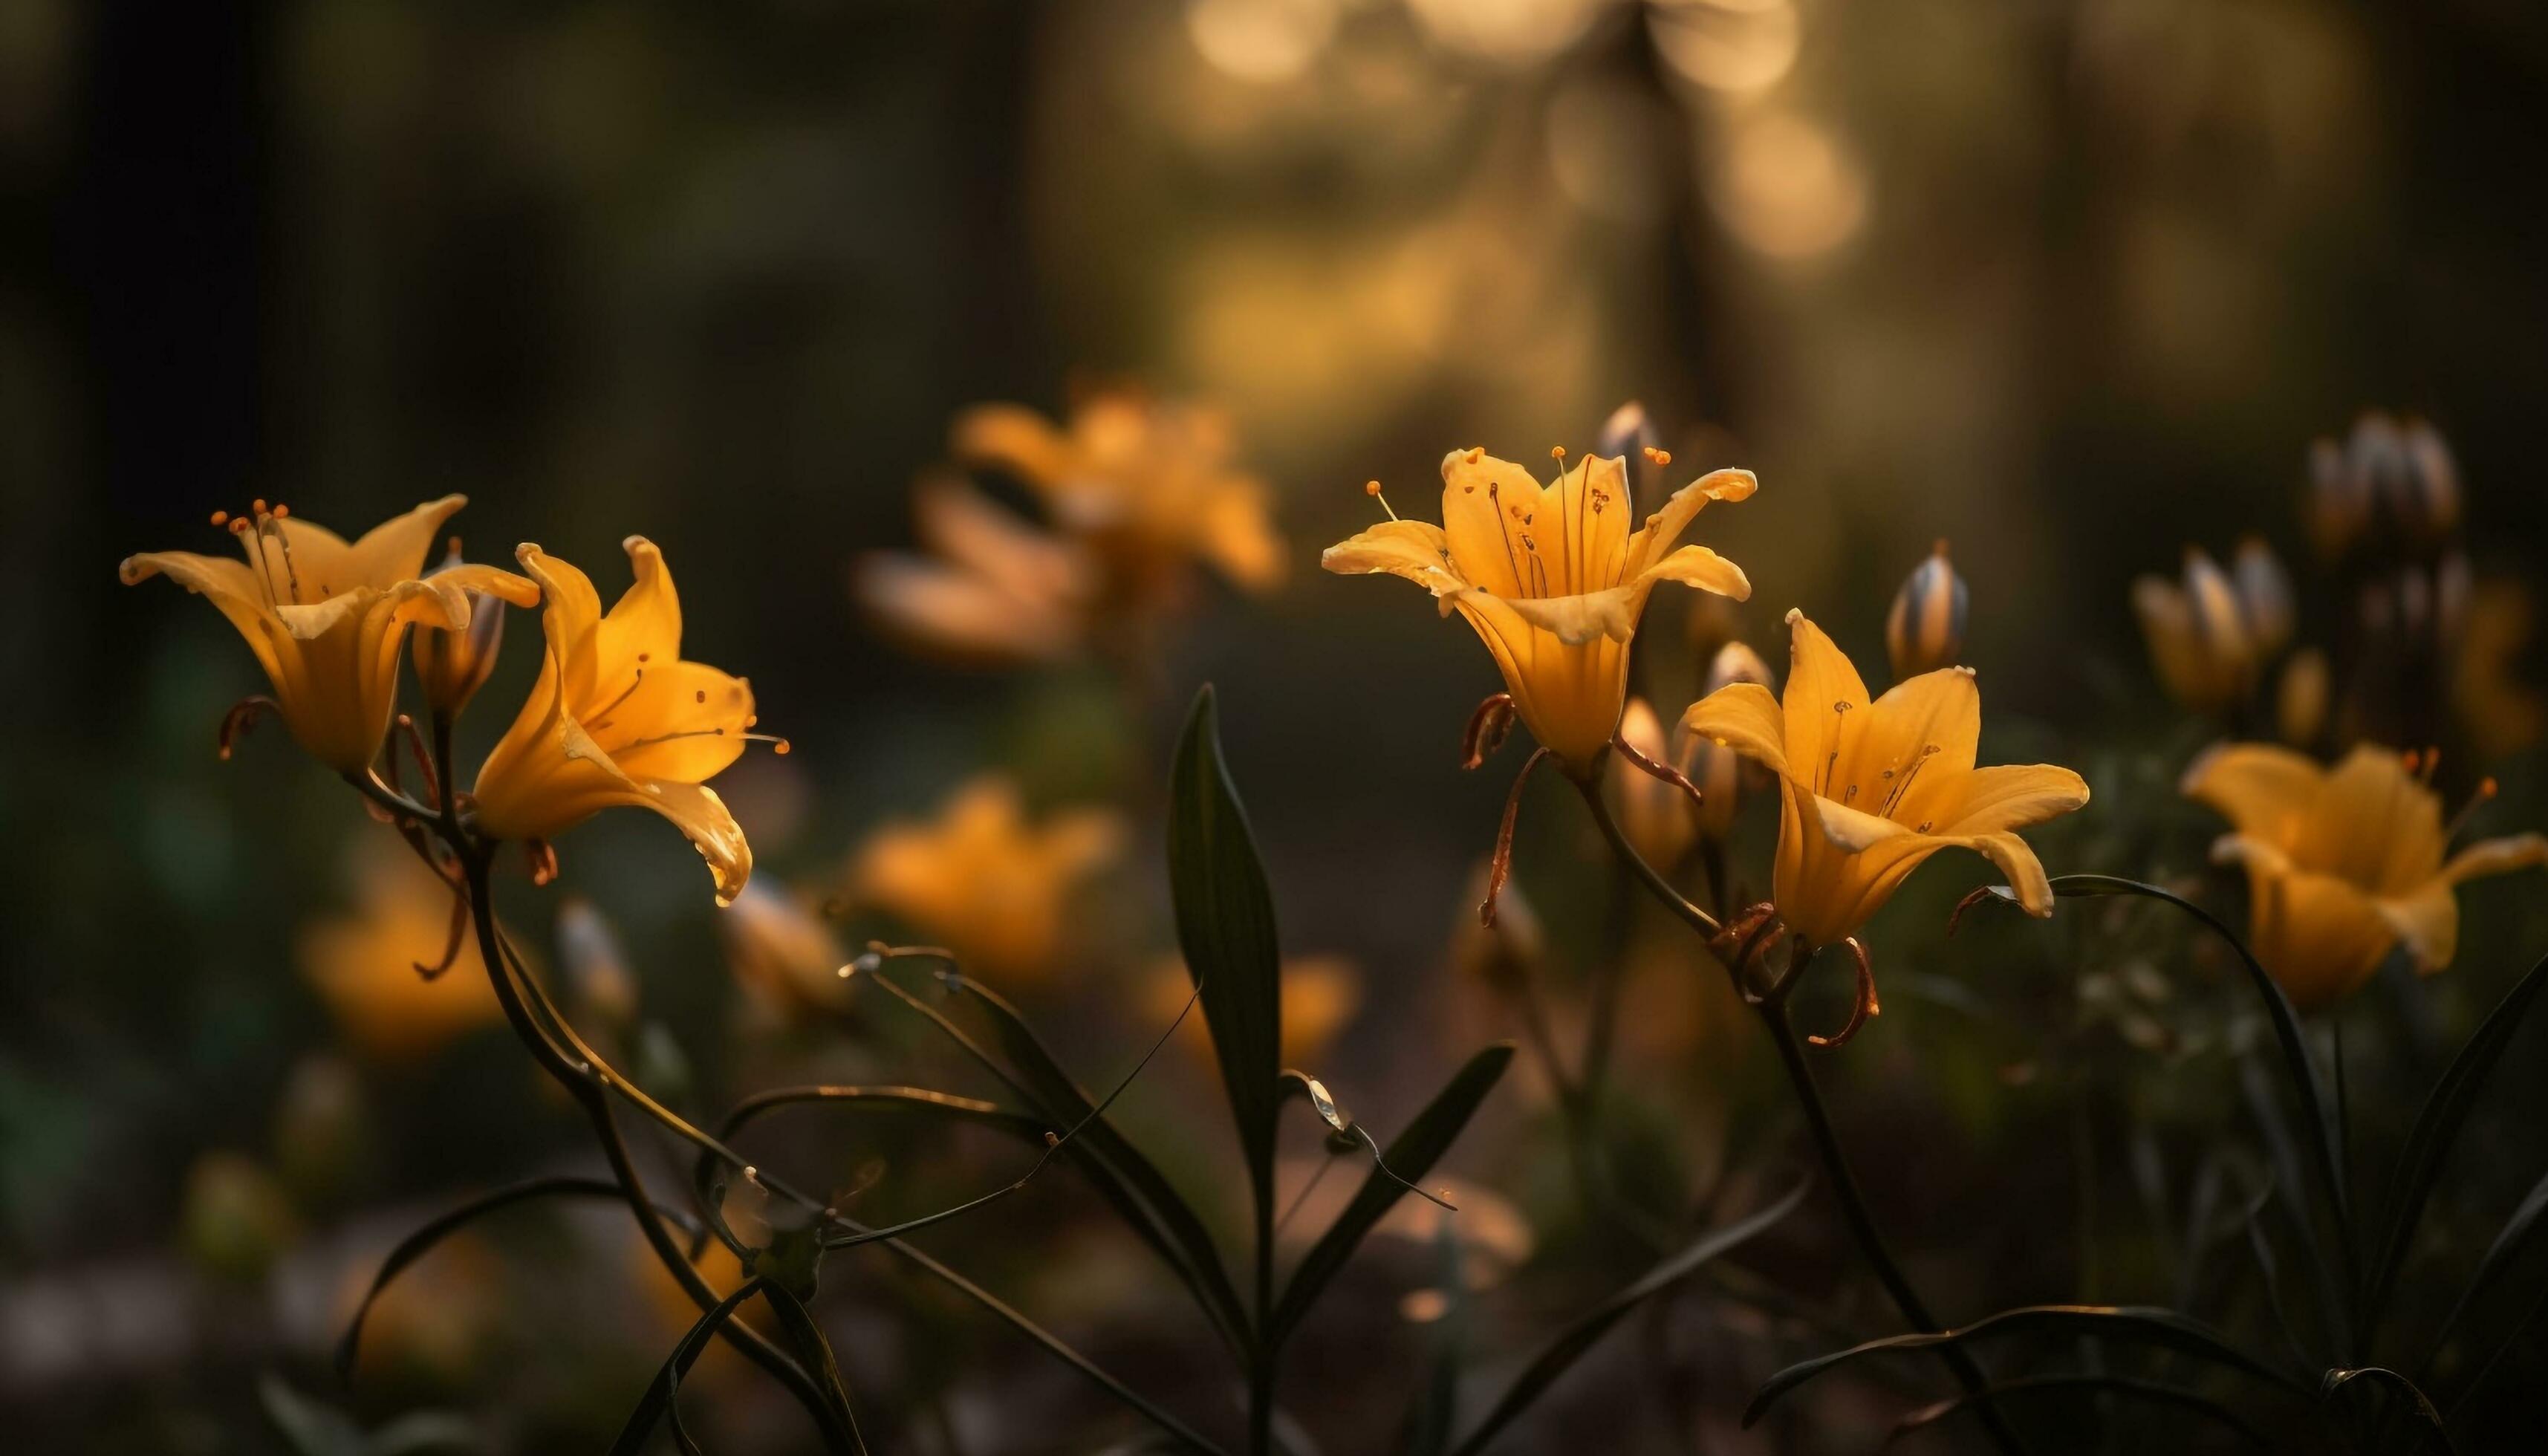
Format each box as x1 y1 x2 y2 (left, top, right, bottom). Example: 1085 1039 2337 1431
943 975 1255 1355
762 1281 867 1456
1169 685 1285 1210
1448 1181 1805 1455
2425 1165 2548 1371
1267 1041 1514 1348
338 1176 693 1383
2363 952 2548 1335
1743 1304 2313 1427
1882 1374 2270 1449
609 1277 768 1456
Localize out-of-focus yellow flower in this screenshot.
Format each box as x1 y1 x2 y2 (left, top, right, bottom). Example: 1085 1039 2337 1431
1690 640 1775 842
1149 953 1362 1066
855 472 1096 666
845 775 1125 982
862 389 1283 663
2183 743 2546 1011
1681 610 2090 949
299 845 502 1062
470 540 765 906
1610 698 1697 868
962 388 1284 598
119 498 536 771
330 1228 500 1385
2454 576 2548 761
1325 446 1755 773
2133 547 2254 714
1885 540 1967 680
722 880 850 1019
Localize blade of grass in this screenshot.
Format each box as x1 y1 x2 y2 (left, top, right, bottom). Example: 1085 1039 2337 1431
2362 952 2548 1339
1744 1304 2313 1427
1447 1181 1806 1455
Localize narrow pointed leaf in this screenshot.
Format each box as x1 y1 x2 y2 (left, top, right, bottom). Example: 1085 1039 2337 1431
946 976 1255 1353
1267 1042 1514 1348
1169 685 1285 1209
762 1281 867 1455
2425 1165 2548 1368
2322 1367 2456 1452
1449 1181 1806 1455
1743 1304 2311 1426
609 1277 767 1456
2365 952 2548 1333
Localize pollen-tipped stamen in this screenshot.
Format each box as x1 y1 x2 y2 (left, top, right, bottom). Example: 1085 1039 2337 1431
2445 776 2499 842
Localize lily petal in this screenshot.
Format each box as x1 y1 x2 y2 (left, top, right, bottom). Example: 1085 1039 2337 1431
2182 741 2324 850
1625 468 1756 577
1935 763 2093 836
1781 609 1871 783
1680 682 1790 779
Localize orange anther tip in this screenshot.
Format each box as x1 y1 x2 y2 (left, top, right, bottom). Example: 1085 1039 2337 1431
774 741 792 755
1550 445 1566 458
270 504 289 519
208 510 229 527
1363 480 1381 495
251 498 267 514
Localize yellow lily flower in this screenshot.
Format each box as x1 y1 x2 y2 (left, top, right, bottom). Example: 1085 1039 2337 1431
845 774 1125 982
1680 609 2091 949
119 497 536 772
1324 446 1755 773
469 540 765 905
2183 742 2547 1011
954 388 1287 602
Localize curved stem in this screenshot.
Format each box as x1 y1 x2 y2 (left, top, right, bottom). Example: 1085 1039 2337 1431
1580 781 2029 1456
458 852 853 1451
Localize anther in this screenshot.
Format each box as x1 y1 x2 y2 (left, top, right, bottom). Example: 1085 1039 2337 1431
1364 479 1400 521
209 510 229 527
1550 445 1566 461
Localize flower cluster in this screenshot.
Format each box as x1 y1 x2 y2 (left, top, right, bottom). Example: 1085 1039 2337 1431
123 502 777 903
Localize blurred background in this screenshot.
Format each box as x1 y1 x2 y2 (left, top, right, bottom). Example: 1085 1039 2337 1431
11 0 2548 1450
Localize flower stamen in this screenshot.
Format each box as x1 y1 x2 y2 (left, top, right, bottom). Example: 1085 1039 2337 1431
2446 776 2499 842
1363 478 1399 522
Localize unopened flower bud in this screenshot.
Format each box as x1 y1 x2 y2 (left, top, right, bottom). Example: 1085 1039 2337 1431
1885 539 1968 680
2132 547 2253 714
2231 536 2294 658
1611 698 1694 868
555 896 639 1030
1596 400 1658 470
412 541 507 718
1704 640 1773 695
2306 434 2368 563
2276 648 2329 750
2391 417 2463 549
724 880 850 1019
1691 641 1775 840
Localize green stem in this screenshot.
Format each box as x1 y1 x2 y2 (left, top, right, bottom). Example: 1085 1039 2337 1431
1580 782 2029 1456
458 851 852 1451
